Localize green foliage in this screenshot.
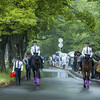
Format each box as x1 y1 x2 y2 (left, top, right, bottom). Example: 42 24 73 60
0 0 100 59
38 36 59 56
87 0 98 2
35 0 100 55
44 60 50 66
0 0 37 37
75 10 96 32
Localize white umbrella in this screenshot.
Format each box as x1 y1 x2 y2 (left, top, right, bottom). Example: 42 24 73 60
61 53 67 57
56 51 62 54
68 51 75 57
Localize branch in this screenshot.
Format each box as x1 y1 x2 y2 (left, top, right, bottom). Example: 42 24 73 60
35 35 53 40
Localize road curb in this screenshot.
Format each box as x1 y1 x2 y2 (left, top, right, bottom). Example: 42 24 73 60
67 69 83 79
53 66 100 82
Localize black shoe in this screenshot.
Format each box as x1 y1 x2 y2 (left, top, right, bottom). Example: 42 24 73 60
84 84 86 88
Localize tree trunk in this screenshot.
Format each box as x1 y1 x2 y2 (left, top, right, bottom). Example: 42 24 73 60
8 35 14 68
24 31 28 52
20 33 27 59
0 35 7 72
8 33 28 63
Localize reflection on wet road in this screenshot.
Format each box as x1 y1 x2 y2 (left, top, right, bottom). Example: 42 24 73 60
41 69 68 78
0 67 100 100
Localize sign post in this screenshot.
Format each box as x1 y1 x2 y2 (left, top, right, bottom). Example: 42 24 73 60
58 38 63 52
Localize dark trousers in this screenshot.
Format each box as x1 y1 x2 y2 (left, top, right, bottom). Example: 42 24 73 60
26 65 31 80
15 68 21 85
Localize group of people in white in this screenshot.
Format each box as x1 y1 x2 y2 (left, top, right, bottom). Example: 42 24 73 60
49 51 70 68
49 42 100 80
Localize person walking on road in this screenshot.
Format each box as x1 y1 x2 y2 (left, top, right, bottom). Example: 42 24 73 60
23 53 31 80
12 56 23 85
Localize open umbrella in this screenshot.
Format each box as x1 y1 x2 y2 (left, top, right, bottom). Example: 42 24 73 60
68 51 75 57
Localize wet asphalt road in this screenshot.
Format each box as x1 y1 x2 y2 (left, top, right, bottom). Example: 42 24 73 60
0 67 100 100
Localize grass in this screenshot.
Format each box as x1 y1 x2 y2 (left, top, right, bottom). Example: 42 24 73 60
44 60 50 66
0 65 26 87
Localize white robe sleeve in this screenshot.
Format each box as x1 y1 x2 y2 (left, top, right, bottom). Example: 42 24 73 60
12 61 15 72
38 46 40 56
90 48 93 57
21 62 23 71
23 58 26 64
82 48 85 57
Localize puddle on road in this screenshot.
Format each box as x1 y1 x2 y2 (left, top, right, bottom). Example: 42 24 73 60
41 71 70 78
